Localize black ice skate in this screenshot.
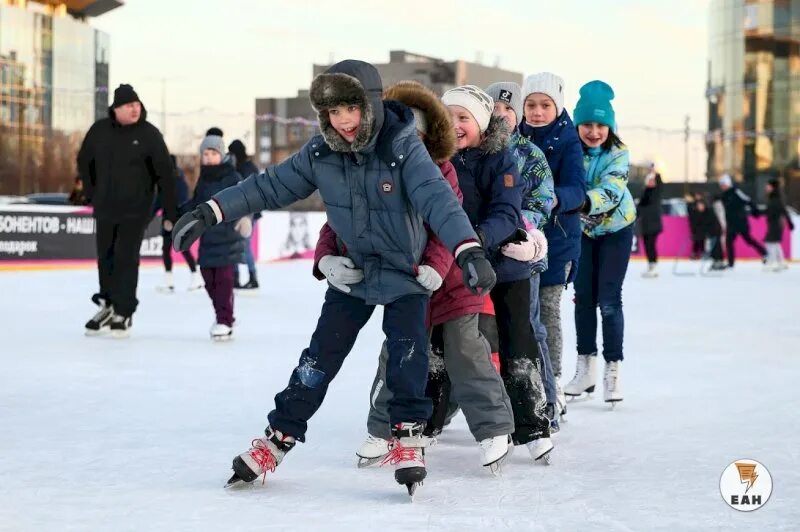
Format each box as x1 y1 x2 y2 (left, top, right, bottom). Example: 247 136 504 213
225 426 296 488
85 295 113 336
109 314 132 339
383 422 427 498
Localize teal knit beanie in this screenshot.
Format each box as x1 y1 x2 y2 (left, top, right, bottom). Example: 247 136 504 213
573 80 616 129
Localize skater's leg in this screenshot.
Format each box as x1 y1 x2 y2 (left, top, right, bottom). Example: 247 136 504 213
740 228 767 258
201 267 216 301
775 243 786 266
540 282 564 377
94 219 117 304
268 289 375 441
182 249 197 272
643 233 657 264
491 280 549 445
383 294 432 425
442 314 514 441
110 219 148 317
596 225 633 363
424 325 452 436
365 340 393 440
210 265 235 326
710 237 723 261
162 230 174 272
530 274 556 404
243 233 257 280
574 235 599 356
726 229 737 267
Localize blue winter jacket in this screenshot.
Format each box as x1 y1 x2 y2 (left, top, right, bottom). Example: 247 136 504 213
453 115 530 283
519 109 586 287
212 101 477 305
184 161 244 268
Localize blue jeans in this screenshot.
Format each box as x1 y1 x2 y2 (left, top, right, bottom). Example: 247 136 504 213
574 224 633 362
269 289 431 441
530 273 556 404
243 220 257 273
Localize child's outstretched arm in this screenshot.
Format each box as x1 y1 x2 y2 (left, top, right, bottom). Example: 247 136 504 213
585 148 630 216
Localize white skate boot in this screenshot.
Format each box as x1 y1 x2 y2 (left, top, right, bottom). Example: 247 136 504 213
479 435 512 474
564 354 597 400
383 422 427 497
642 263 658 278
604 361 623 407
188 271 204 291
225 426 296 487
555 380 567 420
526 436 554 465
210 323 233 341
356 434 390 468
156 272 175 293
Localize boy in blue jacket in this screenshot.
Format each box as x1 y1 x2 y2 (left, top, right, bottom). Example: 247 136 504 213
519 73 587 419
442 85 553 462
172 60 495 493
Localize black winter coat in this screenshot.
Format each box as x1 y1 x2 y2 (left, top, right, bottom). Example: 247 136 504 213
637 174 663 235
765 191 794 242
719 187 757 233
77 104 176 222
184 162 244 268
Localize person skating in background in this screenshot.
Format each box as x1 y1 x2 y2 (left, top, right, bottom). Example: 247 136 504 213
763 178 794 271
181 132 250 340
565 80 636 407
637 163 663 278
442 84 553 462
687 192 706 260
77 84 176 338
717 174 767 267
228 139 261 289
314 81 514 472
690 194 726 270
518 72 587 421
156 155 203 293
68 176 87 206
172 60 495 495
486 81 559 431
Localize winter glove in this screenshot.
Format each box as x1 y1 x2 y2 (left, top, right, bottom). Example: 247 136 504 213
501 228 548 263
173 201 218 252
415 265 443 291
455 244 496 295
235 216 253 238
318 255 364 293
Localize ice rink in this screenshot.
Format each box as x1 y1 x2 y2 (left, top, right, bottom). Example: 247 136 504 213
0 260 797 531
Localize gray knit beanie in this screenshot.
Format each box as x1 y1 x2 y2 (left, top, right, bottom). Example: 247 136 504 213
486 82 523 125
200 134 226 157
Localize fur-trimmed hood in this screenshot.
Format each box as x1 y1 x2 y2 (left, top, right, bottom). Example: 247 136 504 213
384 81 456 163
479 114 512 155
309 60 384 153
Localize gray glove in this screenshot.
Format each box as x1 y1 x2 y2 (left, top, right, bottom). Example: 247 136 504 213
318 255 364 293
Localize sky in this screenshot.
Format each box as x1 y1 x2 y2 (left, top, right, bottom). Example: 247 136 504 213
90 0 712 181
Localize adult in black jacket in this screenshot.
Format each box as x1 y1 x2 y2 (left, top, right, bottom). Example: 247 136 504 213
77 84 176 337
228 139 261 289
637 166 663 276
717 174 766 267
763 178 795 270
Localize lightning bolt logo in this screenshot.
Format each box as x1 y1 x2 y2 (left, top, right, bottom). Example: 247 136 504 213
735 462 758 494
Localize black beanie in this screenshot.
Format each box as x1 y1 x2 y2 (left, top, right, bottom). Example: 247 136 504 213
228 139 247 162
206 127 224 137
112 84 140 108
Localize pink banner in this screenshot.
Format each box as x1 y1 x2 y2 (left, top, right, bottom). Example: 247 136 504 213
632 216 791 258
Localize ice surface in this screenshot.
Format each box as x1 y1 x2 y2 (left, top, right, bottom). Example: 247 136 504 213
0 260 797 531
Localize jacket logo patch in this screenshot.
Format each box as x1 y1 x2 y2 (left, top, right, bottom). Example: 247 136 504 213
504 174 514 188
381 181 393 193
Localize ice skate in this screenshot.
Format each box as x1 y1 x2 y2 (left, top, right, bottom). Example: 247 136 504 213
188 271 204 291
564 353 597 401
85 296 113 336
210 323 233 342
526 436 554 465
555 380 567 420
641 263 658 278
604 361 623 407
356 434 390 468
382 422 426 498
479 435 512 475
156 272 174 293
240 272 259 290
546 404 560 435
225 426 296 488
109 314 132 339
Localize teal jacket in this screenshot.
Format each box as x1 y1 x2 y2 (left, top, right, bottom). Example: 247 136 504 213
582 144 636 238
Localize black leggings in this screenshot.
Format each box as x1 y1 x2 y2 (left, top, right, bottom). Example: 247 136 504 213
642 233 659 263
162 230 197 272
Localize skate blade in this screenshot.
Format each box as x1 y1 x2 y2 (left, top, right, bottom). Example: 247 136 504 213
536 450 553 465
110 330 130 339
566 392 593 403
211 335 233 342
484 445 513 476
84 328 110 337
156 287 175 294
405 481 422 498
224 473 252 489
356 454 388 468
606 399 623 410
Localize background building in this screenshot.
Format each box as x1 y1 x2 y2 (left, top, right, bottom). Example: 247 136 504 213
0 0 118 196
707 0 800 206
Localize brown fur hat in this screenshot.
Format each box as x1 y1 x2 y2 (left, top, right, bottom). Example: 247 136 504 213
384 81 456 163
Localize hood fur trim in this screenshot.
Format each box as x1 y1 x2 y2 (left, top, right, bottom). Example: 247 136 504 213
309 72 374 153
384 81 456 163
480 114 512 154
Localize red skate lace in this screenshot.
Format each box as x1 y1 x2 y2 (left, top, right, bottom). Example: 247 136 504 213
380 441 422 466
249 438 278 485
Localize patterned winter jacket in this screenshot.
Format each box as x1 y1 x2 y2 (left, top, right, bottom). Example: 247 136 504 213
581 144 637 238
510 131 555 231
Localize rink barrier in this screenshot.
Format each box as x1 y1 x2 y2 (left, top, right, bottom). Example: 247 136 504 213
1 206 797 270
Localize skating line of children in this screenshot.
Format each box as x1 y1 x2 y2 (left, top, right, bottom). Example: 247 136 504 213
172 59 637 495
